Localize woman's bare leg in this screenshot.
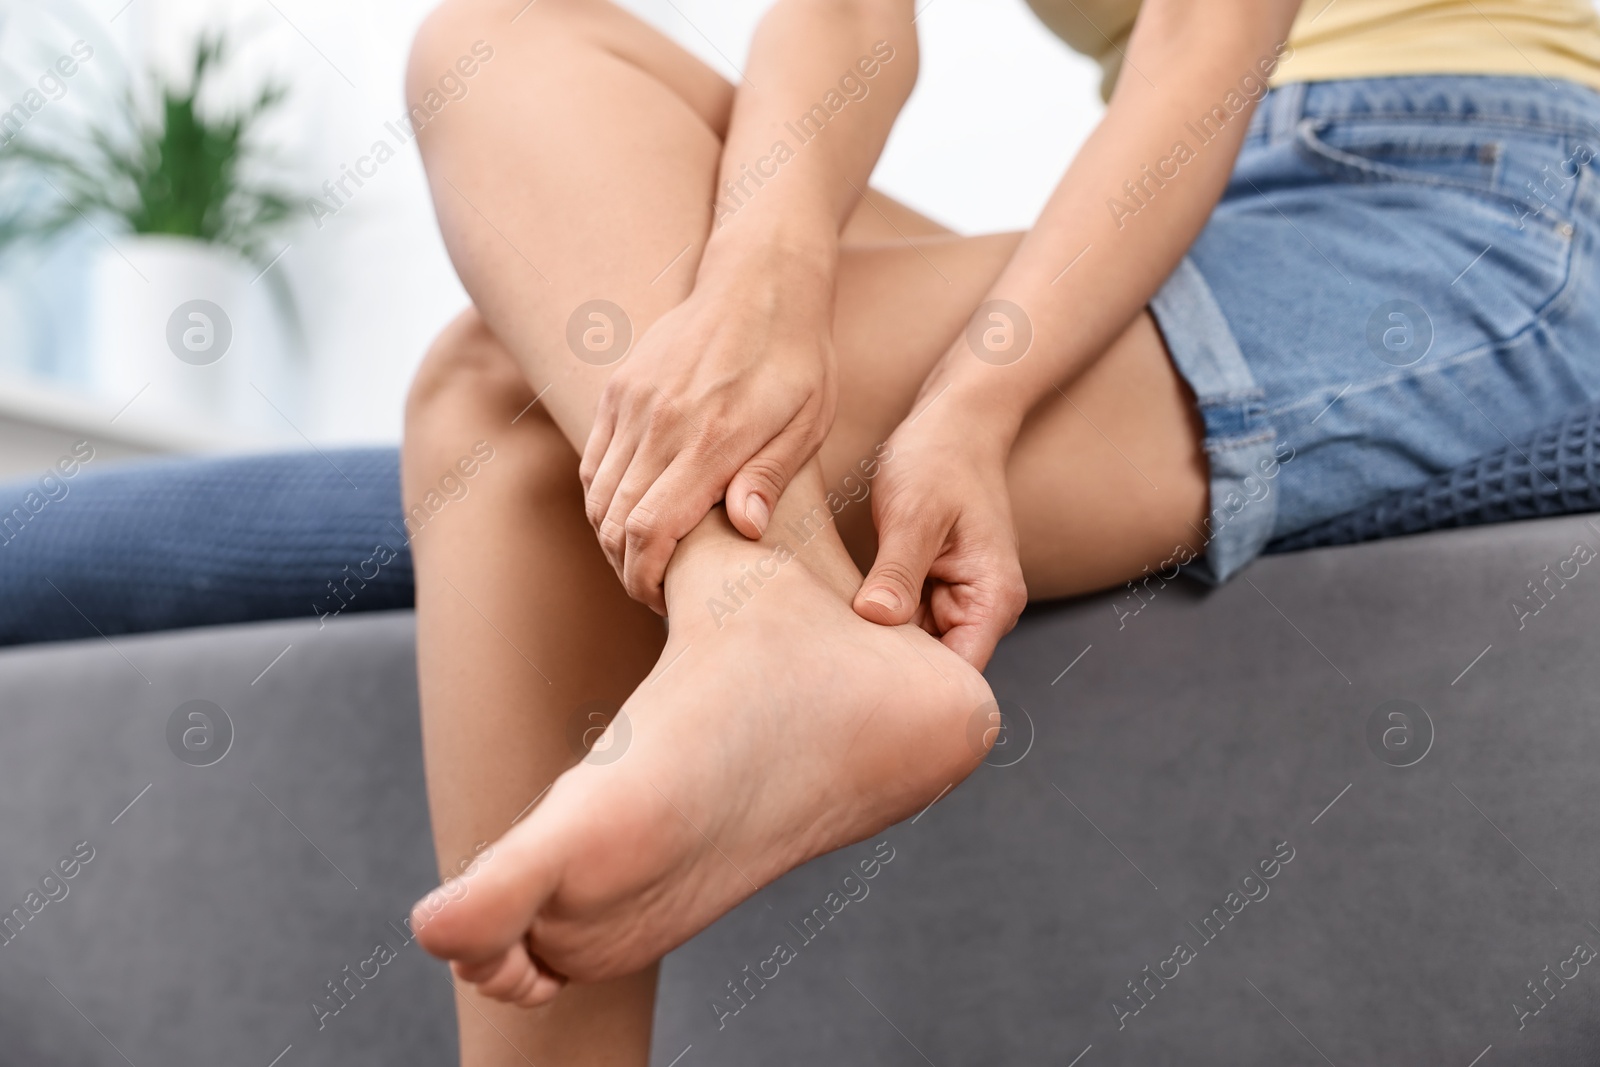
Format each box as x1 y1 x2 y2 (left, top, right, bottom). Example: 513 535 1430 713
401 5 990 1062
403 313 665 1065
403 0 1208 1045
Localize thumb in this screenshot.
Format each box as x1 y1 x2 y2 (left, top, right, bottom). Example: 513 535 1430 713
725 421 812 540
855 511 945 627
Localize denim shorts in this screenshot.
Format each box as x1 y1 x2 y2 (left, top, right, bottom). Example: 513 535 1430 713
1151 75 1600 583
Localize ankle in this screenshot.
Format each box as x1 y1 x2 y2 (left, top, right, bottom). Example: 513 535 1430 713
664 501 862 617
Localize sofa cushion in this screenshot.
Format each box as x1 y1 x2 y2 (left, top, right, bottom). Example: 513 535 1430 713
5 513 1600 1065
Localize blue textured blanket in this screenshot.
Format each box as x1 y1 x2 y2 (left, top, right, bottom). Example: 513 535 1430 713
4 402 1598 645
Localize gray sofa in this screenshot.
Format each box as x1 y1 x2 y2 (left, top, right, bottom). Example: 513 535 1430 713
4 512 1599 1066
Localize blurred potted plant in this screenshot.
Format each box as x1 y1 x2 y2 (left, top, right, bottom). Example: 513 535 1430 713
0 32 303 428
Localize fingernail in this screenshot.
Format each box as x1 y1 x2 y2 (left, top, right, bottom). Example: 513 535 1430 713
862 588 901 614
744 495 770 536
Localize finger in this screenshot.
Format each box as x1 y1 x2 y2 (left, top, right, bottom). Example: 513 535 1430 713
579 389 619 496
584 426 640 538
724 417 817 540
598 443 672 580
927 561 1027 670
929 594 1007 670
624 448 727 610
855 505 947 626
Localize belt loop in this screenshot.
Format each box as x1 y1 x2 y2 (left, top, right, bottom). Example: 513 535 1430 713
1269 81 1307 142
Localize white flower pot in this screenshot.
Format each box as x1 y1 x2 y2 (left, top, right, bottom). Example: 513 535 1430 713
89 235 299 436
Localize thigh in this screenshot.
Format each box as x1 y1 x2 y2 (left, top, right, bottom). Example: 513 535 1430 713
419 0 736 133
422 232 1211 604
414 0 941 447
820 234 1210 601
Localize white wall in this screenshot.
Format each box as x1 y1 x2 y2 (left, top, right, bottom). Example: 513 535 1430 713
4 0 1103 445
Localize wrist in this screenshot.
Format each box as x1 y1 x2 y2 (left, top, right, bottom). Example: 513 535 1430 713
700 212 837 290
910 359 1028 457
696 228 836 316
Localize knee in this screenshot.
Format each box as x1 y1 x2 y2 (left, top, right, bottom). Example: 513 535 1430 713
405 0 505 118
405 309 526 433
404 310 576 507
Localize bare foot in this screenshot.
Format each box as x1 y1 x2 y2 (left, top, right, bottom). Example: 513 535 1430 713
410 511 995 1006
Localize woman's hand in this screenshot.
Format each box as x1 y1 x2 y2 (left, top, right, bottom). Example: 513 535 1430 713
843 0 1298 670
568 0 913 613
853 400 1027 670
580 253 838 613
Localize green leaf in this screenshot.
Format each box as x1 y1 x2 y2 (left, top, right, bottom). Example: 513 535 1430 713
0 27 307 260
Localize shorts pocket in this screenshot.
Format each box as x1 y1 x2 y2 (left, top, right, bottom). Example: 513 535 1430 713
1292 115 1581 343
1293 116 1578 235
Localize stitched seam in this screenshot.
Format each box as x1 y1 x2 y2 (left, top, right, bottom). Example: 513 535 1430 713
1533 164 1593 327
1294 119 1578 225
1205 430 1276 453
1196 389 1266 407
1295 110 1600 139
1269 319 1565 421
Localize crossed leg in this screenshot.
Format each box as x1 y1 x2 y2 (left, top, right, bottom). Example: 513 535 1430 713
401 1 1209 1063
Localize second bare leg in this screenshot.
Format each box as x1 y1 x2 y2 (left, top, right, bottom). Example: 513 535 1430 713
403 314 666 1065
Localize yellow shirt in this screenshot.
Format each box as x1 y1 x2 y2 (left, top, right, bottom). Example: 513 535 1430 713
1025 0 1600 101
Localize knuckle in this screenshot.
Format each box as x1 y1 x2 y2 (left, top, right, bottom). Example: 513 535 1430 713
624 506 660 544
739 455 787 492
881 480 935 517
669 440 717 483
681 432 719 470
598 373 629 405
625 557 664 606
690 435 731 473
872 560 922 596
900 514 947 550
644 402 680 436
992 566 1028 621
872 490 910 523
597 514 627 555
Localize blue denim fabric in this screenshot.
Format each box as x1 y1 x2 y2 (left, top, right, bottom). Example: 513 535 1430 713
0 449 411 646
1151 75 1600 582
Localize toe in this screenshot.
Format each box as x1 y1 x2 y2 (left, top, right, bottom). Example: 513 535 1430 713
451 955 509 985
516 969 567 1008
411 819 567 963
460 943 542 1002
